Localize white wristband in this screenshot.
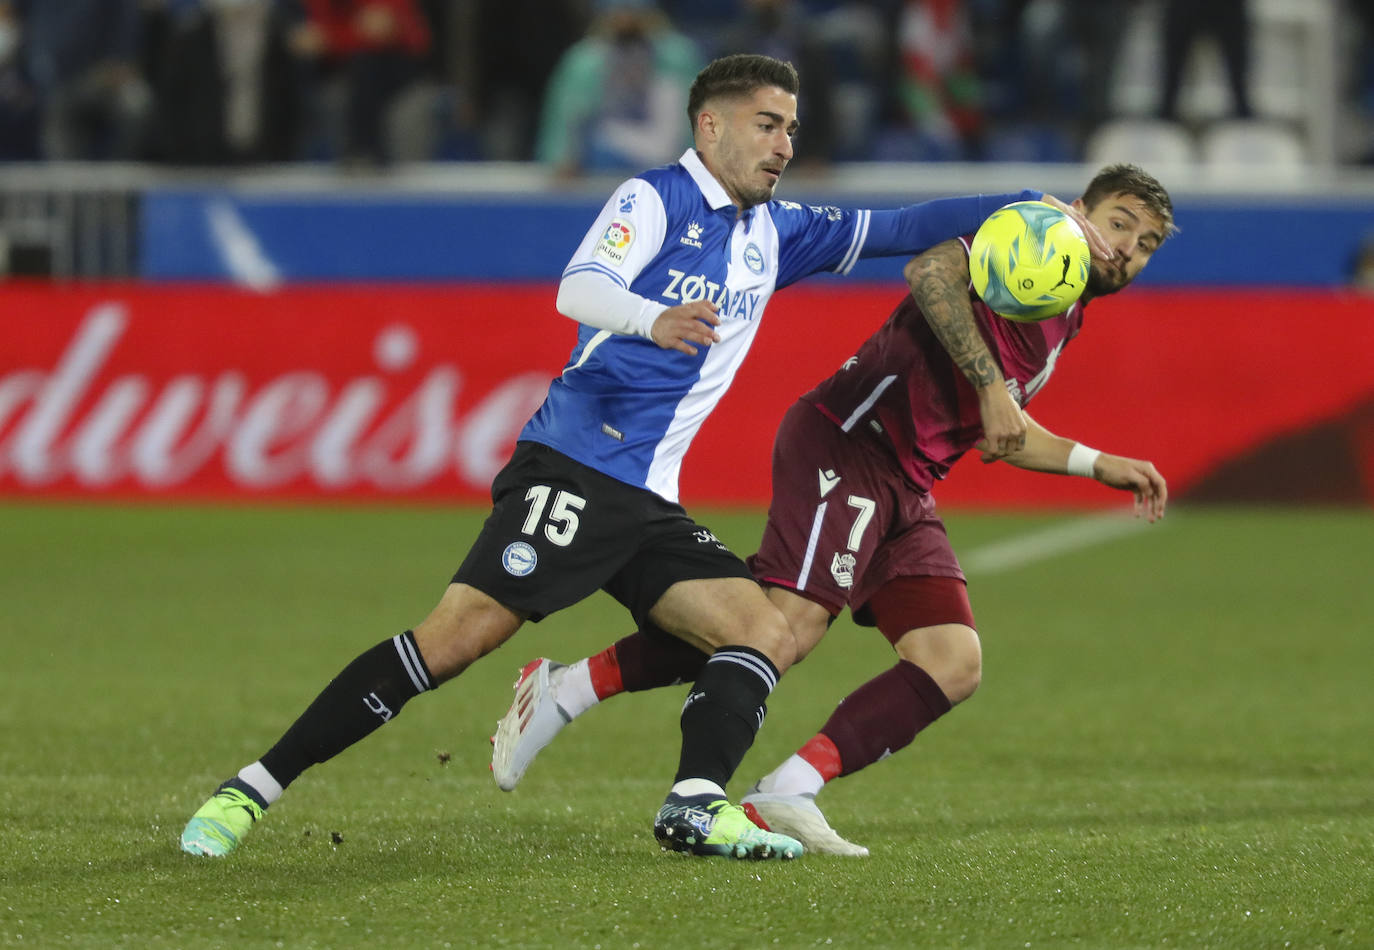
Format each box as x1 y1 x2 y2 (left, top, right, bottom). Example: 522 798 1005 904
1067 443 1101 478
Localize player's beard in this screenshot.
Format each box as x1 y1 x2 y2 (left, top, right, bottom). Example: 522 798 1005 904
1087 261 1130 298
730 165 780 209
718 137 782 208
743 174 778 207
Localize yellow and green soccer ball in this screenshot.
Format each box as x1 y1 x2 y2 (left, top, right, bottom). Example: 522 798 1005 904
969 200 1091 322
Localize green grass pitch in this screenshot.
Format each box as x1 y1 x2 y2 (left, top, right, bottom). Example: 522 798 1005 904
2 502 1371 949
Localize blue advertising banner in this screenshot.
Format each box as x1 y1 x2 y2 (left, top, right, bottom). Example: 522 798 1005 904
139 190 1374 287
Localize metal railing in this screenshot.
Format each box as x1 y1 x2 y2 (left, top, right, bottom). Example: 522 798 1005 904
5 155 1374 280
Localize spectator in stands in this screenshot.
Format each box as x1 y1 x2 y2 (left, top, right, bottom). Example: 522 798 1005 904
1348 0 1374 164
146 0 300 164
716 0 837 167
1068 0 1134 133
986 0 1136 160
286 0 432 166
880 0 984 160
1158 0 1253 121
15 0 154 160
446 0 584 161
0 0 39 160
536 0 701 179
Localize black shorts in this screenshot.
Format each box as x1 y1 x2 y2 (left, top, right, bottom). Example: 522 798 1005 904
452 442 753 624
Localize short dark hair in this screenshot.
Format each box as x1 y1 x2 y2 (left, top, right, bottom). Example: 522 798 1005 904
1082 163 1178 238
687 54 799 128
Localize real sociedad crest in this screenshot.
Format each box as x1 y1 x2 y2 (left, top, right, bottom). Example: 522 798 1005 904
830 552 856 589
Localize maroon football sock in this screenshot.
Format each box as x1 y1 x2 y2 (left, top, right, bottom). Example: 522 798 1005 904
819 660 953 777
592 630 709 698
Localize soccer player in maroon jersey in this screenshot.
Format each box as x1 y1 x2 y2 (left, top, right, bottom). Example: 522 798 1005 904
491 164 1175 855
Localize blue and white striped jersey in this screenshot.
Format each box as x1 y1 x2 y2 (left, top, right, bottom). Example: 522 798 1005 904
520 147 1036 502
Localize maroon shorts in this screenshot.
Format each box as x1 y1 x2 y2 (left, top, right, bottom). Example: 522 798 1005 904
748 401 965 623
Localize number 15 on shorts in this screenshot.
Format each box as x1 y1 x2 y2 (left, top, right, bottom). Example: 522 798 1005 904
522 485 587 546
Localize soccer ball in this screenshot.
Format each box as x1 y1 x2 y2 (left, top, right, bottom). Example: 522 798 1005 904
969 200 1091 322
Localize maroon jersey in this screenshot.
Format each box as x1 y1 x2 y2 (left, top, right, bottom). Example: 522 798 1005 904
803 240 1085 492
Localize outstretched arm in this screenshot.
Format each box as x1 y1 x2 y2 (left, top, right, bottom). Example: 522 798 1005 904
904 240 1026 457
557 270 721 355
981 413 1168 522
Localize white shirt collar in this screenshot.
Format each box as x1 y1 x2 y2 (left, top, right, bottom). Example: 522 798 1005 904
679 148 735 211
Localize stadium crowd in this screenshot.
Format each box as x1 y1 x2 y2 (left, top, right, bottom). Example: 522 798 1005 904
0 0 1370 168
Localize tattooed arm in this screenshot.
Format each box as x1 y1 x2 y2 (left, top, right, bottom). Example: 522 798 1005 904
902 240 1027 457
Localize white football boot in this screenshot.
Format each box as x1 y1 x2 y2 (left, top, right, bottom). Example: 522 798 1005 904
491 658 572 791
741 786 870 857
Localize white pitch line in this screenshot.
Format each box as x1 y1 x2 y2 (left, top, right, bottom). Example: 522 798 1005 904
961 512 1148 576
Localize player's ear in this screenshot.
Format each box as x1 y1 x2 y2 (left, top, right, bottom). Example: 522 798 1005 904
696 107 718 143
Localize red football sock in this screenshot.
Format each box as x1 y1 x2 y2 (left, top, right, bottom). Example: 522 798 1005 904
795 733 843 783
587 645 624 700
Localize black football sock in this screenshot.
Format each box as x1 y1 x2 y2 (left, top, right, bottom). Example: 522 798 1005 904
673 646 778 790
257 631 434 790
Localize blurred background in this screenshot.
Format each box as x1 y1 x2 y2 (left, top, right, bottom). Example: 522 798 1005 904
6 10 1371 940
2 0 1373 509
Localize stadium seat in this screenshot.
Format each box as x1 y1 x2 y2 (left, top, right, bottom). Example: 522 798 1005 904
982 123 1079 163
1198 119 1309 178
1083 118 1198 167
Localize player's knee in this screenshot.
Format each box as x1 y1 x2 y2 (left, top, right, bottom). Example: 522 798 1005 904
414 584 522 683
940 627 982 704
746 608 797 673
765 614 799 672
756 588 832 671
896 623 981 705
785 612 829 666
951 646 983 704
658 580 797 672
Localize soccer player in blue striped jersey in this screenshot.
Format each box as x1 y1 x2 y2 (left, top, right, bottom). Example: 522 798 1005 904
182 53 1048 861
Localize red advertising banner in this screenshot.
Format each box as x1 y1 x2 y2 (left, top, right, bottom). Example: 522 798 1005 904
0 285 568 503
3 284 1373 506
710 285 1374 508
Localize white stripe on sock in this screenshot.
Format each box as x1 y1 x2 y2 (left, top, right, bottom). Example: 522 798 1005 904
239 761 283 805
671 778 726 799
393 633 430 693
708 650 777 693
